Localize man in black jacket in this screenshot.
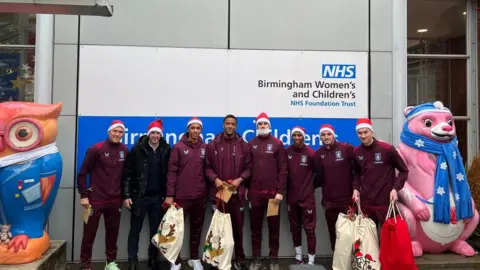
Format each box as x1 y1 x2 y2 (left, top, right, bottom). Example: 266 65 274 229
123 119 171 270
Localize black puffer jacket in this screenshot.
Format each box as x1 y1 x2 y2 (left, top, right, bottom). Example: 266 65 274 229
122 135 171 201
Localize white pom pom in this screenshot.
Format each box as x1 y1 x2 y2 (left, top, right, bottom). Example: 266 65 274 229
433 101 444 109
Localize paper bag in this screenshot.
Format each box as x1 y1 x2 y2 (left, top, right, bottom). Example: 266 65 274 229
267 199 279 217
216 186 233 203
83 204 92 224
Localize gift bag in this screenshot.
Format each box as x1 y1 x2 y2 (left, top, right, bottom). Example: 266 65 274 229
332 202 360 270
151 204 184 264
202 199 235 270
351 204 381 270
379 202 417 270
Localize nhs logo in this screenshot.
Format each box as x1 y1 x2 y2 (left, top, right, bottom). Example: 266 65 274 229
321 64 356 79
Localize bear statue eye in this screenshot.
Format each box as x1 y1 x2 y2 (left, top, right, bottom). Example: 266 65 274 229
424 119 433 127
6 119 43 151
447 119 453 126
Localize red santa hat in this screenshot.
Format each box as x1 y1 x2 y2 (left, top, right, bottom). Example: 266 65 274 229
356 118 374 132
319 124 335 137
107 120 125 133
147 119 163 136
255 112 270 126
291 126 306 137
187 117 203 128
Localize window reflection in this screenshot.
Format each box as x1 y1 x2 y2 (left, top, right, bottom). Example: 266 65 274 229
0 13 36 45
0 49 34 102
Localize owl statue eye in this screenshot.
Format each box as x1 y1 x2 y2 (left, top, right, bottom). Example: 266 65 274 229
6 118 43 151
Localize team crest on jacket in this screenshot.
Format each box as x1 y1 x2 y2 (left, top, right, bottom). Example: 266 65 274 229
266 144 273 153
374 153 383 164
335 151 344 161
119 151 124 159
201 148 206 157
300 155 308 166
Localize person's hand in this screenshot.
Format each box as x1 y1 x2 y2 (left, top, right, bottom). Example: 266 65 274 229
352 190 360 203
215 178 224 190
274 193 283 204
123 199 132 209
229 178 242 191
80 198 89 208
165 197 174 205
390 189 398 202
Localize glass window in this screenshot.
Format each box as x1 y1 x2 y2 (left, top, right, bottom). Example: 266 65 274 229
0 48 35 102
455 120 468 163
407 58 467 116
0 13 36 45
407 0 466 54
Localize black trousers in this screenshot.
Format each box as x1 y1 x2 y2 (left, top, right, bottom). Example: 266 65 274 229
127 195 164 263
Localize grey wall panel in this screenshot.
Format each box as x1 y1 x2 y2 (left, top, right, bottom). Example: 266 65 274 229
57 115 77 188
370 52 393 119
48 188 75 261
79 0 228 48
371 118 393 144
53 44 78 116
370 0 393 52
54 15 79 44
230 0 368 51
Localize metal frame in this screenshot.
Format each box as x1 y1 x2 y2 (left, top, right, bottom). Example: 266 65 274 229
404 0 477 165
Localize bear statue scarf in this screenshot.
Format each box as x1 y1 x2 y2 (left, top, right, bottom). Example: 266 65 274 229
400 122 473 224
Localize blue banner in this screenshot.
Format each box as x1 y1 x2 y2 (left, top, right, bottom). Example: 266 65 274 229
76 116 361 187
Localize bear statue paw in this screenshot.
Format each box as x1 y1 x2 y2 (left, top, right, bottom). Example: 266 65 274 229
8 235 29 253
412 241 423 257
450 240 476 257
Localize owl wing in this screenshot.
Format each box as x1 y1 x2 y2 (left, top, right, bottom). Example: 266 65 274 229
41 175 56 203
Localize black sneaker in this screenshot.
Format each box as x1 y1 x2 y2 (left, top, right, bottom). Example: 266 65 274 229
249 257 262 270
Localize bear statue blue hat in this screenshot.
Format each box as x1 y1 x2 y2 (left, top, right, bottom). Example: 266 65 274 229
405 101 451 121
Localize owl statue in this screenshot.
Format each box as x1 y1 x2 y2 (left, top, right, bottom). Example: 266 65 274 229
0 102 63 265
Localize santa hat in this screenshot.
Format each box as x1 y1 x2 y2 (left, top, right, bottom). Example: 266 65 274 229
107 120 125 133
319 124 335 137
356 118 374 132
147 119 163 136
187 117 203 128
291 126 306 137
405 101 451 121
255 112 270 126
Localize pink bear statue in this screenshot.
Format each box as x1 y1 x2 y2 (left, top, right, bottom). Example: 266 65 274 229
397 101 479 257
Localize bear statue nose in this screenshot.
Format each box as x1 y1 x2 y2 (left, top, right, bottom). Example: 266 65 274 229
442 125 453 132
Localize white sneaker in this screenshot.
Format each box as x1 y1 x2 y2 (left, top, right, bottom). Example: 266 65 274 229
104 262 120 270
171 262 182 270
188 259 204 270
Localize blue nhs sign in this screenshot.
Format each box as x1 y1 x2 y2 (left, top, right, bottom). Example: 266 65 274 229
321 64 356 79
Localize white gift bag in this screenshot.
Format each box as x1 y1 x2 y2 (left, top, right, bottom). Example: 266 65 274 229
351 209 381 270
202 208 235 270
332 203 360 270
151 204 184 264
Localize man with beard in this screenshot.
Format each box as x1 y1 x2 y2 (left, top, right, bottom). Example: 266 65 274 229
205 114 252 270
78 120 129 270
313 124 356 251
285 126 316 265
352 118 409 225
123 119 171 270
247 112 287 270
166 117 207 270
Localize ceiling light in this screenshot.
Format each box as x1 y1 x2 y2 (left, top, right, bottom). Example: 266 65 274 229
417 29 428 33
463 11 466 15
